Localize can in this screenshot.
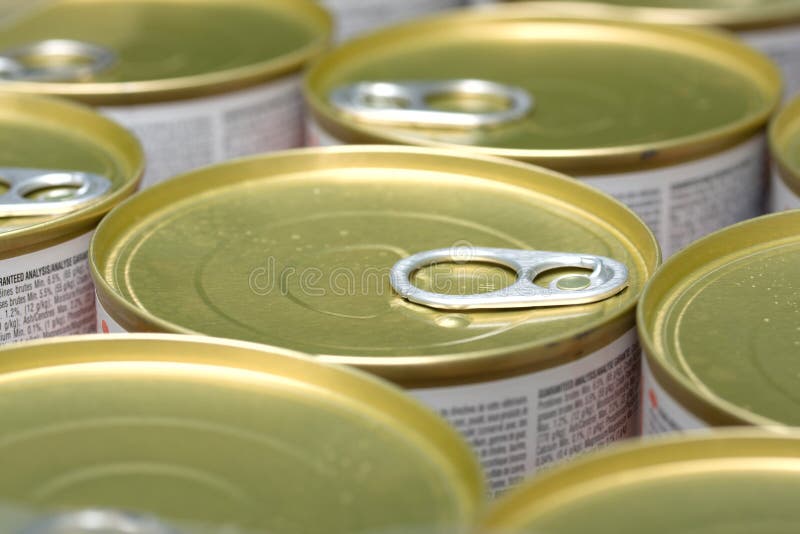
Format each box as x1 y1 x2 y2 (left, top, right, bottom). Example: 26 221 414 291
638 210 800 434
91 145 659 495
0 92 142 345
769 94 800 211
0 0 331 189
482 430 800 534
318 0 466 42
0 333 483 533
304 10 781 258
497 0 800 99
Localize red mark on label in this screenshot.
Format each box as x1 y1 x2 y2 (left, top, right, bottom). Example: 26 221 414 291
101 320 109 334
648 388 658 409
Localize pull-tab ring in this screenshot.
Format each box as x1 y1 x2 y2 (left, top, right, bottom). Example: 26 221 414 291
19 509 179 534
0 39 115 82
390 247 629 310
0 167 111 217
330 79 533 129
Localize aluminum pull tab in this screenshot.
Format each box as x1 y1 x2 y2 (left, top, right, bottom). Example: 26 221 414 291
0 39 115 82
19 509 179 534
0 167 111 217
390 247 628 310
329 79 533 129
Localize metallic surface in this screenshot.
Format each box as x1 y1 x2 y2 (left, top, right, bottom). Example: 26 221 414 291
330 79 533 129
0 167 110 216
0 92 142 254
503 0 800 29
769 94 800 199
20 509 177 534
305 10 780 175
638 211 800 426
91 146 658 387
0 39 116 82
0 334 483 534
483 431 800 533
390 248 628 310
0 0 331 105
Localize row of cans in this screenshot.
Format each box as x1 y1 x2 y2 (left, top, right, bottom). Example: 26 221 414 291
0 334 797 533
0 1 799 532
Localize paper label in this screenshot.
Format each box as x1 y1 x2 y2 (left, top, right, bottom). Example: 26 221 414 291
740 24 800 101
640 353 708 435
769 165 800 212
0 231 95 343
102 75 304 189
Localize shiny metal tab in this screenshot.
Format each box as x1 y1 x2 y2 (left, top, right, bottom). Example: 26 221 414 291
0 39 115 82
0 167 111 216
20 509 178 534
330 79 533 128
391 247 629 310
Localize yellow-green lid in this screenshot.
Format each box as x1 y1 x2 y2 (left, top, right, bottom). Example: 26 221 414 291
638 211 800 426
91 146 659 386
0 92 142 254
0 333 483 533
305 11 780 175
0 0 331 105
483 431 800 534
770 94 800 199
507 0 800 28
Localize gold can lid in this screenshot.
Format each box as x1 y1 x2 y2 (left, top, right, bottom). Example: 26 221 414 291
483 430 800 533
770 94 800 199
0 333 483 533
501 0 800 28
0 92 142 252
91 146 659 386
638 210 800 426
0 0 331 104
305 11 780 175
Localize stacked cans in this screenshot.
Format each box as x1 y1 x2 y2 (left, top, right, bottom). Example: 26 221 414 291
0 0 800 532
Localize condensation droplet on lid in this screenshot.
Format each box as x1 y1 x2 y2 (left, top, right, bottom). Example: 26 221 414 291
763 318 771 323
434 314 472 328
291 234 301 240
339 229 349 236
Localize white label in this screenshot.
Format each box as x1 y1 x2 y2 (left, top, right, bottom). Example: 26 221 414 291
411 329 640 496
101 75 304 189
640 354 708 435
318 0 466 42
96 295 126 333
584 136 766 258
740 25 800 101
305 118 343 147
0 232 95 344
769 164 800 212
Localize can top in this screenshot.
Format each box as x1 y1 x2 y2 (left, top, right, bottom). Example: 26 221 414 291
769 94 800 199
0 333 483 533
306 11 780 175
506 0 800 29
0 0 331 105
91 146 659 386
638 210 800 426
0 92 142 253
482 430 800 534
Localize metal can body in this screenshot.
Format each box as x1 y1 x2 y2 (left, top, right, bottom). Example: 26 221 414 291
0 0 331 189
304 11 780 258
483 431 800 534
769 93 800 211
91 146 659 494
318 0 466 42
0 93 142 344
638 211 800 433
500 1 800 99
0 334 483 533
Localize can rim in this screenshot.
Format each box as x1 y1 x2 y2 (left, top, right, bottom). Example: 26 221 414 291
0 93 143 254
90 145 660 386
1 0 332 105
483 427 800 530
0 332 486 513
490 1 800 30
636 211 799 427
305 13 781 175
769 95 800 199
